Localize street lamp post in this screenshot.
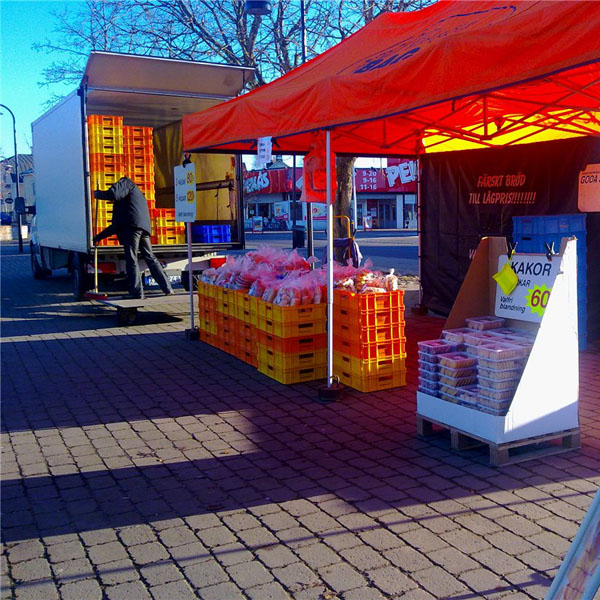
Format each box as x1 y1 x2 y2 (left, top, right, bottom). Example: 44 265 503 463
0 104 23 252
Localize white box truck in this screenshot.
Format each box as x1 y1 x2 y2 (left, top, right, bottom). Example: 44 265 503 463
31 51 253 298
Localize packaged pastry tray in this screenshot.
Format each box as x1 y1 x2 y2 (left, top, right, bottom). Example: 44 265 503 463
473 341 524 360
440 384 461 397
478 357 526 370
478 396 512 410
441 328 473 343
462 331 498 346
439 365 477 378
477 366 522 381
418 352 440 364
478 375 519 391
465 316 505 330
418 377 440 392
458 385 479 405
418 386 439 397
417 339 462 355
418 359 439 373
478 385 516 401
439 392 459 403
440 374 478 387
438 352 477 369
419 370 440 382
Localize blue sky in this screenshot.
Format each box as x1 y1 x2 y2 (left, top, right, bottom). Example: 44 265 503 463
1 0 77 158
0 1 381 168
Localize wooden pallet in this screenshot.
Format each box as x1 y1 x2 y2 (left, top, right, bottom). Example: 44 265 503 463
417 415 580 467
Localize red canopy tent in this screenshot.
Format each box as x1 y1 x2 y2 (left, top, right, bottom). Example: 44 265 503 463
183 0 600 156
182 0 600 389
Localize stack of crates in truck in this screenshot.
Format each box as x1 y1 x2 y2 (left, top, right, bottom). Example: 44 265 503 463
30 52 252 298
89 116 186 247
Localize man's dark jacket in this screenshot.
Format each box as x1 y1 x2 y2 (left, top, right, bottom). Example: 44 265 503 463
95 177 151 241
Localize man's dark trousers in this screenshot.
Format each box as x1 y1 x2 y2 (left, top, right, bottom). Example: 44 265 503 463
120 227 172 298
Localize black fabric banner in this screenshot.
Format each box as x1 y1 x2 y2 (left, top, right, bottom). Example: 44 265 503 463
421 137 600 342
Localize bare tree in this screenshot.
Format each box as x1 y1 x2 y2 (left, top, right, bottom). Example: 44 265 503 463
34 0 436 249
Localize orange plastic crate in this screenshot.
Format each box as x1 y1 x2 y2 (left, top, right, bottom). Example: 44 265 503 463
334 337 406 360
89 153 124 173
88 115 123 127
123 125 152 138
334 306 405 328
256 331 327 354
199 330 213 345
333 322 404 344
334 289 404 313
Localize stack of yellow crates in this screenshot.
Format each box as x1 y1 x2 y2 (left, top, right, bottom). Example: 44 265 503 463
88 115 124 246
88 115 185 246
333 289 407 391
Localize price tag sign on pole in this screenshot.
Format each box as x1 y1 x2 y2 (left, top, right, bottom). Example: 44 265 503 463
256 136 272 169
174 163 197 337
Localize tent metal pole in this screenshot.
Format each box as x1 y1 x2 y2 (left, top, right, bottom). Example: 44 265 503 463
326 130 333 387
416 146 423 306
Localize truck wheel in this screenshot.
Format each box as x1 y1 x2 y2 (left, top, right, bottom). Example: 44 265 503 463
72 252 92 300
30 243 50 279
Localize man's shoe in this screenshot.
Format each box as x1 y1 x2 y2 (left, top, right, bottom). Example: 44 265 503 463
164 290 174 296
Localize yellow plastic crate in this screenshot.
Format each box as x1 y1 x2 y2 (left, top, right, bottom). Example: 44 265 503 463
257 347 327 371
258 317 326 338
335 368 406 393
333 351 406 377
239 295 260 325
259 302 326 325
90 171 121 190
258 361 327 384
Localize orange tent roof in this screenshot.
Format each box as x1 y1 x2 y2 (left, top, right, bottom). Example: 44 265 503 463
183 0 600 156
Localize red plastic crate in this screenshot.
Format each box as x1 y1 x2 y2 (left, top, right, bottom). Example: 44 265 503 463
88 114 123 127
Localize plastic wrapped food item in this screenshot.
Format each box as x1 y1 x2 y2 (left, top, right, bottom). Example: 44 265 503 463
462 331 498 346
458 385 479 405
418 352 441 364
441 328 473 343
477 366 522 380
474 342 523 360
440 374 478 387
465 316 506 330
478 357 525 370
478 396 512 410
478 375 519 391
417 340 461 355
418 359 439 373
419 370 440 382
478 385 515 401
440 392 459 403
439 366 477 378
418 377 440 392
440 384 461 397
439 352 477 369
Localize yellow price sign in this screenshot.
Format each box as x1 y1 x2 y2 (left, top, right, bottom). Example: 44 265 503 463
525 284 551 317
186 190 195 203
186 171 195 185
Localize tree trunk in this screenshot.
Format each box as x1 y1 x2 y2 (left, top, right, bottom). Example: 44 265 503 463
333 156 356 262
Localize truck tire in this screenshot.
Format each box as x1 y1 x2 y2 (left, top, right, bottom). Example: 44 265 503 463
72 252 92 300
30 243 50 279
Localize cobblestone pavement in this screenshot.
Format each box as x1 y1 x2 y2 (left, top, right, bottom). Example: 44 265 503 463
2 241 599 600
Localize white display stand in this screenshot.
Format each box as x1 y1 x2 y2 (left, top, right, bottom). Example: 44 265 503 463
417 236 580 465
